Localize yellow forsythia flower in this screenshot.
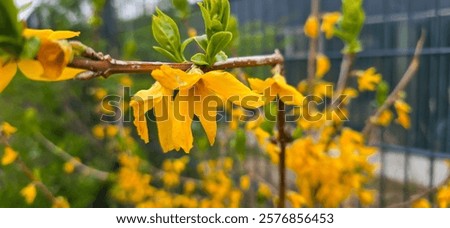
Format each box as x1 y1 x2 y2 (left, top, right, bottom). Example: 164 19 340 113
63 157 80 174
304 16 319 38
358 190 375 206
106 125 119 137
184 180 196 194
249 74 305 105
287 192 307 208
131 65 263 153
1 122 17 136
0 29 84 93
93 88 107 101
240 175 250 191
188 27 197 38
52 196 70 208
412 198 431 208
437 185 450 208
357 67 382 91
92 124 105 140
257 183 272 198
377 109 393 127
316 54 331 78
1 147 18 166
321 12 341 39
394 100 411 129
20 183 37 204
120 75 133 87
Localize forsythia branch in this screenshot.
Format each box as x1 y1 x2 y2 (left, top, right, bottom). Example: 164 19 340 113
306 0 320 93
388 173 449 208
362 31 425 137
68 42 284 79
35 133 110 181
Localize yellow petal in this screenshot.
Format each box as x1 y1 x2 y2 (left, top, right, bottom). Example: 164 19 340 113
2 147 18 166
130 100 150 143
1 122 17 136
316 54 331 78
52 196 70 208
151 65 200 90
56 67 85 81
173 88 194 153
273 74 305 105
248 77 275 92
194 82 217 145
202 71 263 108
304 16 319 39
48 31 80 40
0 61 17 93
20 183 37 204
37 40 67 79
131 82 171 143
17 59 44 80
22 29 53 39
154 96 176 152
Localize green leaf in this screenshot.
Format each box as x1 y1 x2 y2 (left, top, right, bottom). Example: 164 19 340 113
0 0 24 57
191 53 209 65
292 127 303 140
153 46 178 62
214 51 228 62
172 0 190 19
181 37 195 57
151 8 183 62
376 80 390 107
194 35 208 51
20 37 41 59
206 31 232 65
334 0 365 54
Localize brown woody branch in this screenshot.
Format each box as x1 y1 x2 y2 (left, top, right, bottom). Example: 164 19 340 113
35 133 110 181
362 31 425 138
306 0 320 94
68 46 284 80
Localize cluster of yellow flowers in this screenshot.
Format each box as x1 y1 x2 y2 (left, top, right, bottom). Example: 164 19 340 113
111 153 251 208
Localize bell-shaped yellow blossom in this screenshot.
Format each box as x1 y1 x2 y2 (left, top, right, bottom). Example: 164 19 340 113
357 67 382 91
304 16 319 39
321 12 341 39
130 81 175 151
394 100 411 129
412 198 431 208
248 74 305 106
20 183 37 204
0 122 17 137
135 65 263 153
376 109 393 127
0 29 84 93
52 196 70 208
316 54 331 78
1 147 18 166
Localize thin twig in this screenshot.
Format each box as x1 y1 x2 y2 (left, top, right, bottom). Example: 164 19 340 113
331 53 355 107
276 64 287 208
306 0 320 94
387 173 449 208
68 45 284 79
362 31 425 137
35 133 110 181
